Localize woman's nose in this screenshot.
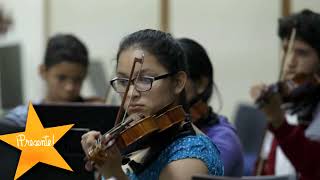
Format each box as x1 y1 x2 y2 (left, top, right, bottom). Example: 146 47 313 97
127 84 140 97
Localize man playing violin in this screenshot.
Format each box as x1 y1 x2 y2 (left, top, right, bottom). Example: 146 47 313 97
250 9 320 180
81 29 223 180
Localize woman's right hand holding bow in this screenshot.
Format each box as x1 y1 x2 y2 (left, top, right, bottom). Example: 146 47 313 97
81 131 127 180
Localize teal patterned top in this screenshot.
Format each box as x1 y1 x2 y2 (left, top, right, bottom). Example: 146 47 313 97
126 134 224 180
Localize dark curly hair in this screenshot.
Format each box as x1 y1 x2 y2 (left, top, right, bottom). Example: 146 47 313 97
116 29 188 74
44 34 89 68
278 9 320 59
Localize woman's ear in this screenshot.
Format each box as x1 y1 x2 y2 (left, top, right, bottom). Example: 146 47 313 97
174 71 187 94
39 64 47 80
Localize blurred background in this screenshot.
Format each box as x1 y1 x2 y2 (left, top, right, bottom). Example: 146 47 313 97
0 0 319 122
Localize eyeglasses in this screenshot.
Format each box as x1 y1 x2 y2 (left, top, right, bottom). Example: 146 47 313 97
110 72 175 93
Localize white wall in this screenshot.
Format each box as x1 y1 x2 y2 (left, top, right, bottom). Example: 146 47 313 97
171 0 280 120
0 0 46 103
1 0 320 119
48 0 160 101
48 0 282 120
292 0 320 12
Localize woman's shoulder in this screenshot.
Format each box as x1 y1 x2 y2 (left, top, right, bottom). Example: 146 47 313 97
216 115 231 125
164 134 219 158
204 114 240 145
167 134 216 151
130 135 224 179
207 114 237 132
160 134 224 175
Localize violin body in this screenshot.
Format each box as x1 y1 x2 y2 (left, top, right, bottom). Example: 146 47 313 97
87 105 186 163
116 115 159 154
118 105 186 154
156 105 186 132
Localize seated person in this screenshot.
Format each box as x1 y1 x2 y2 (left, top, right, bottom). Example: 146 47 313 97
5 34 104 127
81 29 224 180
250 9 320 180
178 38 244 177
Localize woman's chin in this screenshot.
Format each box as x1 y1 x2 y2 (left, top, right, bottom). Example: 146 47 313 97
128 108 145 115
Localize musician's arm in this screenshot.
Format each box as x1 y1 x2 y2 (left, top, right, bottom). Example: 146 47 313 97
270 121 320 177
159 158 208 180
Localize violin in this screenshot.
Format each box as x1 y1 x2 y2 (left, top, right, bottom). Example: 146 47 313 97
86 52 186 166
255 72 320 122
255 73 317 108
256 72 319 101
281 74 320 123
87 104 186 166
117 105 186 154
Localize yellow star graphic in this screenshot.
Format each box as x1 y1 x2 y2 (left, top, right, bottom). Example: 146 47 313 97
0 102 74 180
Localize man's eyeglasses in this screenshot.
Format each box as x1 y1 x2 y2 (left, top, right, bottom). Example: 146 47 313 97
110 72 175 93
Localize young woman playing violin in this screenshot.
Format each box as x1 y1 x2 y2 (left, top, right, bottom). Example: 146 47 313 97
81 29 223 180
250 9 320 180
178 38 244 177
